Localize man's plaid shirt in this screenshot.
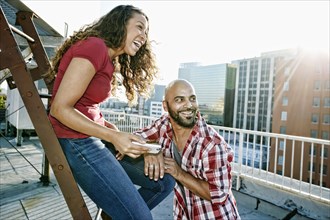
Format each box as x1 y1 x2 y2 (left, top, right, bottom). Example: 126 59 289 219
135 113 240 219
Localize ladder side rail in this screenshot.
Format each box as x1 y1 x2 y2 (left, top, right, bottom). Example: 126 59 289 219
0 8 91 220
16 11 53 91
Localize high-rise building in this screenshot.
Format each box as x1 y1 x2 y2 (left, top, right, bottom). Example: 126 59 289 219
270 49 330 187
178 62 236 126
232 49 297 132
232 48 330 186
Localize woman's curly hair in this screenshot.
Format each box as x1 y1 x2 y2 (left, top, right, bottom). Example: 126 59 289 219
44 5 158 104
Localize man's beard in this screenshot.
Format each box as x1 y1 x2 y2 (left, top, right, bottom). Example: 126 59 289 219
167 103 197 128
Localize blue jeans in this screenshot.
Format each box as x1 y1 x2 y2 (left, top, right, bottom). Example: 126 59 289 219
59 137 174 220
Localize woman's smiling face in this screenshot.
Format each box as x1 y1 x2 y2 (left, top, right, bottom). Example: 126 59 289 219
123 13 148 56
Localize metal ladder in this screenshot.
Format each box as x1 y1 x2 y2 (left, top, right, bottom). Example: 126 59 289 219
0 7 93 220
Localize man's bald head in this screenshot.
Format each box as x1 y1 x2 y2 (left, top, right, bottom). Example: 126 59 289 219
164 79 195 102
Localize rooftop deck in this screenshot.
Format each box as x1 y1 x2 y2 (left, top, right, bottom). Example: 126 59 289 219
0 136 305 220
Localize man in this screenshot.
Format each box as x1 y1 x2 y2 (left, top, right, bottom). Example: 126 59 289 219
136 79 240 219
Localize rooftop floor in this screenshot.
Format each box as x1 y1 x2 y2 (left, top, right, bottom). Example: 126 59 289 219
0 136 313 219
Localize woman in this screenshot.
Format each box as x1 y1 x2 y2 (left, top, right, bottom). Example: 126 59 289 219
46 5 174 219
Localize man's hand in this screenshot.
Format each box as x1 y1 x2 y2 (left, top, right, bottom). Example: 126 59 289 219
164 157 182 179
144 152 165 181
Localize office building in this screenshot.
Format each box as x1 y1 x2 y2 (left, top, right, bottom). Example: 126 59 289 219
232 49 297 133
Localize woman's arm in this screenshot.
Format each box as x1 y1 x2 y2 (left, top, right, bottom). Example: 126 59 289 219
104 120 119 131
50 57 149 158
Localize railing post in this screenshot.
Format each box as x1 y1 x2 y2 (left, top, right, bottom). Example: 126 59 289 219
236 131 244 191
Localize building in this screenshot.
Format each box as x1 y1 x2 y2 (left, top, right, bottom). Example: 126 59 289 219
178 62 236 126
149 101 164 118
232 48 330 186
232 49 297 133
143 84 165 116
270 48 330 187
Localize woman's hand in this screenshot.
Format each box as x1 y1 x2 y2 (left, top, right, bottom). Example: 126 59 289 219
110 131 150 159
144 151 165 181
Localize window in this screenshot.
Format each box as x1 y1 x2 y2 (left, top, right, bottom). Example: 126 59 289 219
314 80 321 91
311 130 318 138
280 126 286 134
282 96 288 106
319 165 327 175
278 156 283 166
284 67 290 76
325 81 330 90
311 114 319 124
307 178 315 184
279 140 285 150
313 97 320 107
323 114 330 124
283 81 289 91
281 111 287 121
324 97 330 108
320 148 328 158
308 162 316 172
309 145 316 156
322 131 329 140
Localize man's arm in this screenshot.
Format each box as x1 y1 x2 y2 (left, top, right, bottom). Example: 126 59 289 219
164 157 211 201
133 116 165 181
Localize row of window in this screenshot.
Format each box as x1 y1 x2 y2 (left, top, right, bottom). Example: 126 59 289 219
278 142 329 158
306 178 327 187
309 146 329 158
307 162 328 175
283 81 330 93
281 112 330 124
314 80 330 91
310 130 330 140
311 114 330 124
281 96 330 108
284 61 324 76
279 126 330 140
151 112 161 116
312 97 330 108
277 157 328 175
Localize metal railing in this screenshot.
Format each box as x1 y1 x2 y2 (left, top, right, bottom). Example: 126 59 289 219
102 109 330 205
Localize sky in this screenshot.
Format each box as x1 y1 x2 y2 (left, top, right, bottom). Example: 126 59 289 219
11 0 330 86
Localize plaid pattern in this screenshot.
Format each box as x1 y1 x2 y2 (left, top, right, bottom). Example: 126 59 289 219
135 113 240 219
